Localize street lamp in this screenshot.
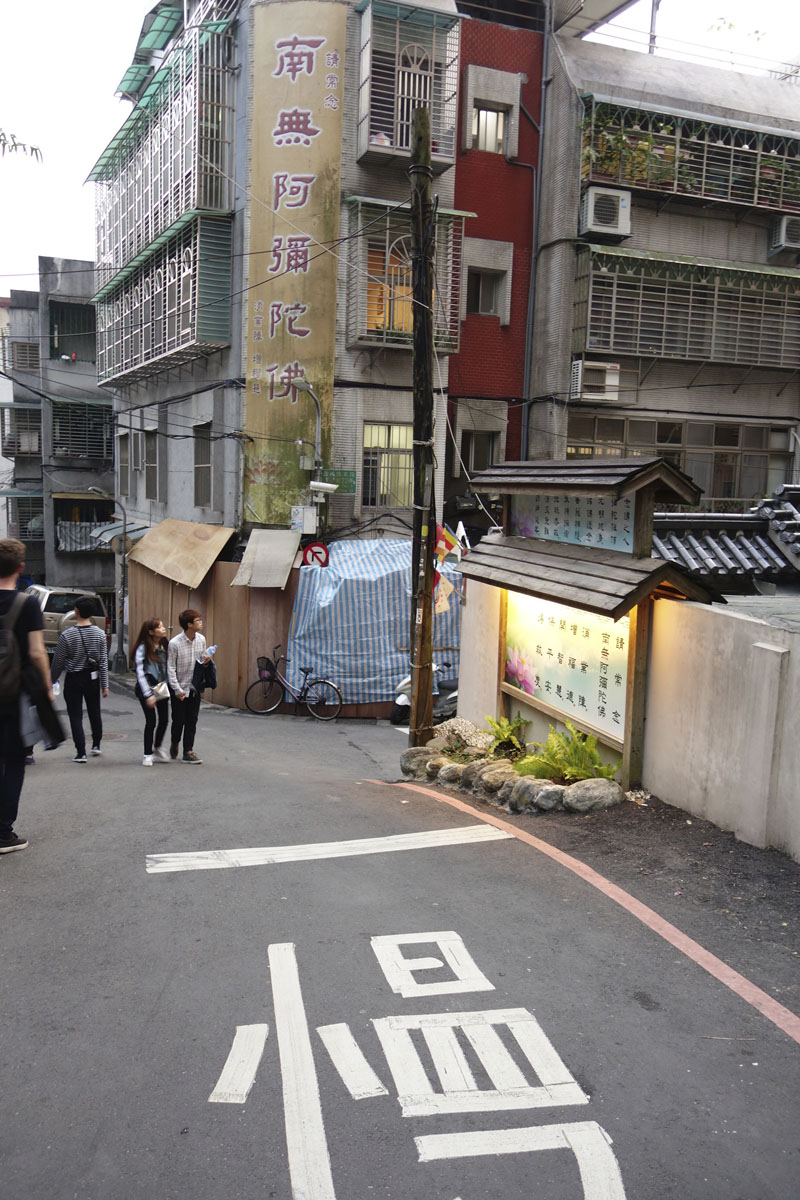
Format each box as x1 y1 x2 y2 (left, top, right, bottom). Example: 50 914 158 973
291 376 322 471
89 486 128 674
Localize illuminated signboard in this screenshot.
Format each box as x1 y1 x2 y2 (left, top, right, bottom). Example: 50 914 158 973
505 593 628 741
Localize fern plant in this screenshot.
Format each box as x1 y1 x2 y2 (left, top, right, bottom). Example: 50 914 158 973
515 720 620 784
484 713 529 759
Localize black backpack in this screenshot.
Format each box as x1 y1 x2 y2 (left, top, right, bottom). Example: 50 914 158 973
0 593 27 702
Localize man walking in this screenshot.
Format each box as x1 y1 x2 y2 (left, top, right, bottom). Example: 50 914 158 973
51 597 110 763
0 539 53 853
167 608 208 764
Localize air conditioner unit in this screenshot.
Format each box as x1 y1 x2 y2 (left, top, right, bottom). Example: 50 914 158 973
569 360 621 404
771 214 800 253
579 187 631 239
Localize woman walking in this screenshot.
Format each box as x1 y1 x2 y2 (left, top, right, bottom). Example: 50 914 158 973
132 618 170 767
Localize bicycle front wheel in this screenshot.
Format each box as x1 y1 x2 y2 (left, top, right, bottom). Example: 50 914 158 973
245 678 284 714
305 679 343 720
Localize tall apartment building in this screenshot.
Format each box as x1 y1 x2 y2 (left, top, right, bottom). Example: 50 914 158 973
529 35 800 507
3 260 115 603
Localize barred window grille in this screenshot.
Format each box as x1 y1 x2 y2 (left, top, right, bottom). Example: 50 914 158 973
1 408 41 457
194 421 212 507
11 341 39 371
362 422 413 508
51 402 112 460
144 430 158 500
357 3 459 166
49 302 96 363
96 215 231 384
119 432 130 497
93 25 234 289
8 497 44 541
348 200 463 351
579 250 800 370
582 99 800 213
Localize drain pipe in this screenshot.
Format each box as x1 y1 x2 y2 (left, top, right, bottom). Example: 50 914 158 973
519 0 552 458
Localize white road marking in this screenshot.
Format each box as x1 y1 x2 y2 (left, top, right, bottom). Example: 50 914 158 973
269 943 337 1200
145 825 511 874
416 1121 627 1199
208 1023 269 1103
317 1023 388 1099
373 1008 588 1117
371 931 496 997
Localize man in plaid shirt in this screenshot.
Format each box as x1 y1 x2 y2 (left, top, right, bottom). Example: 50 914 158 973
166 608 209 764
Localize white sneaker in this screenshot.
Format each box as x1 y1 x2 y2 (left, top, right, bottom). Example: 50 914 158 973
142 755 154 767
153 746 170 762
90 746 102 757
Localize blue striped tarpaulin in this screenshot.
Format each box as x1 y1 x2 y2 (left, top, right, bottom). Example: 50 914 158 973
286 539 462 704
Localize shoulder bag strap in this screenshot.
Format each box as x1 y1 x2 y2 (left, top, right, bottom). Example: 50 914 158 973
2 592 27 633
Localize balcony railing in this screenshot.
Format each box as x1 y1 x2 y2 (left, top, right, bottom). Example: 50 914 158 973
582 99 800 213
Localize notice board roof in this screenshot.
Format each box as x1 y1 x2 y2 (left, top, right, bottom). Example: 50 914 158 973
459 534 713 619
127 519 235 589
469 457 702 505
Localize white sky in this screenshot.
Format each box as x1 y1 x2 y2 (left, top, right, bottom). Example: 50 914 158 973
0 0 797 291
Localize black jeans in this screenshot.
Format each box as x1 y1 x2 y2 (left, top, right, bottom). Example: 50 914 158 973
170 689 201 754
0 716 26 839
64 670 102 757
135 685 169 755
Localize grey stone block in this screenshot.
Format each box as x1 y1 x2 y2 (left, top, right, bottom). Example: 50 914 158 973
563 778 624 811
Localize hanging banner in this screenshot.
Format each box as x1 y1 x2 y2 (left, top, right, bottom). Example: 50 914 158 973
244 1 347 524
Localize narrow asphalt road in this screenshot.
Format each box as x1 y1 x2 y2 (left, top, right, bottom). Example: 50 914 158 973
2 686 798 1200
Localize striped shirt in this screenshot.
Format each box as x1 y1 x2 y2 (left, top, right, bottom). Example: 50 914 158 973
167 630 207 695
51 624 109 690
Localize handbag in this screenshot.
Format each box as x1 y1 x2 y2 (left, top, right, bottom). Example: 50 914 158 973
77 625 100 672
151 681 170 701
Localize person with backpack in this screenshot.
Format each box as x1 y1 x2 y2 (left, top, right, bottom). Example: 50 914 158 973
50 596 109 763
0 539 54 854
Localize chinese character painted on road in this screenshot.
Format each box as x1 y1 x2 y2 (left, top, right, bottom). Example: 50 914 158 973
273 109 321 147
273 35 325 81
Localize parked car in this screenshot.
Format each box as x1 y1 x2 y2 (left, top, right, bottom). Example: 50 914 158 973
25 586 111 656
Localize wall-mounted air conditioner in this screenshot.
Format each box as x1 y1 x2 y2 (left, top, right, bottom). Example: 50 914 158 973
771 215 800 254
570 360 621 404
579 187 631 239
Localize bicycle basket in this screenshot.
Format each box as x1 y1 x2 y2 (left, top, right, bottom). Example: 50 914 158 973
257 656 275 680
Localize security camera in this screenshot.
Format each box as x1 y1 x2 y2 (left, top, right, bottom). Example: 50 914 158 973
309 480 338 495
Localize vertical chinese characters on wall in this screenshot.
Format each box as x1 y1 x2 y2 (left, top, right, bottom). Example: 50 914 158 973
245 3 346 524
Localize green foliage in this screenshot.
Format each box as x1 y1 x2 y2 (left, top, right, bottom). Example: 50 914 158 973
515 720 620 784
484 713 529 759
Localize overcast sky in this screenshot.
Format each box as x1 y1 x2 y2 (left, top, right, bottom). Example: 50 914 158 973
0 0 797 291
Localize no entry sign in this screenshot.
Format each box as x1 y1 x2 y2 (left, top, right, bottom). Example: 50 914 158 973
302 541 329 567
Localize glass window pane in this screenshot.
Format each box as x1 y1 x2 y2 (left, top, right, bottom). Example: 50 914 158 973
714 424 740 447
687 423 713 446
567 414 594 440
685 451 713 496
769 428 790 451
596 418 624 443
628 420 656 445
743 426 767 449
657 421 682 445
740 454 767 499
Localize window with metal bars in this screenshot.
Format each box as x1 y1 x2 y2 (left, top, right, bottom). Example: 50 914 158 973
362 422 413 508
144 430 159 500
580 252 800 369
348 200 463 351
49 302 96 362
567 414 792 506
8 497 44 541
1 408 41 457
11 342 39 371
357 3 459 164
51 402 112 460
581 98 800 213
194 422 212 507
119 433 130 497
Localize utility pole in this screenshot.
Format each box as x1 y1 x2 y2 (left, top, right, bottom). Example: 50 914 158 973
408 107 435 748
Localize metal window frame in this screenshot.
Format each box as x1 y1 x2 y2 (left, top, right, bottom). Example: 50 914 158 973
193 420 212 507
51 401 113 461
361 420 413 508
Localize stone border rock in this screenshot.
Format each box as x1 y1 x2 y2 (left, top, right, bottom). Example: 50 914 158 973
399 729 624 815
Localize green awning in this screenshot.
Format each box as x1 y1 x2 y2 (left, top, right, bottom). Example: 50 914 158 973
584 243 800 283
0 488 43 498
116 63 154 99
137 4 183 53
88 62 175 180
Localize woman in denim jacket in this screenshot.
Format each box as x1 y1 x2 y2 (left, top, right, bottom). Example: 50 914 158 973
131 618 169 767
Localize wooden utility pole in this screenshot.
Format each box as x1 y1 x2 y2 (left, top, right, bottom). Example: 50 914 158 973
408 107 435 748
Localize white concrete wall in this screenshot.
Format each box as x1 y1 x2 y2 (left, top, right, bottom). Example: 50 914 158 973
458 583 800 861
645 600 799 861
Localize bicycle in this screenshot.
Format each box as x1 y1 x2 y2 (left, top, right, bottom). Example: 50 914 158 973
244 645 343 720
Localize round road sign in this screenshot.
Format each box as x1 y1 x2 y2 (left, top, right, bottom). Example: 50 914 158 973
302 541 329 567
